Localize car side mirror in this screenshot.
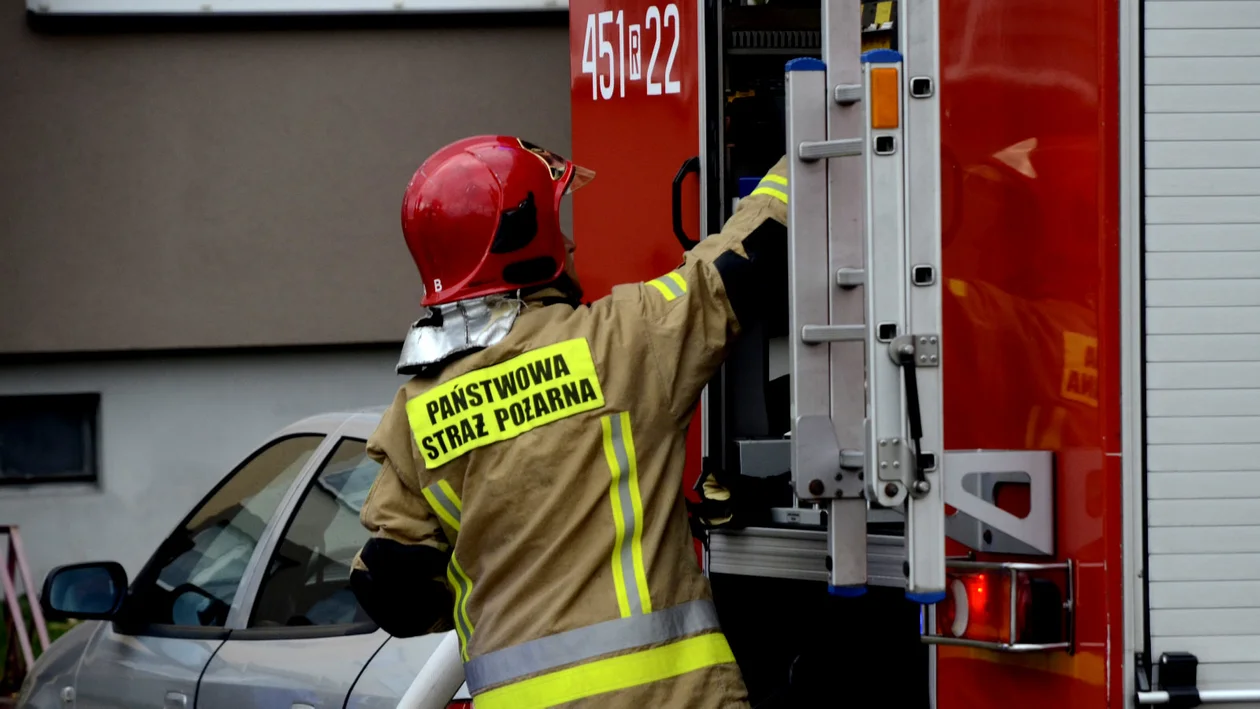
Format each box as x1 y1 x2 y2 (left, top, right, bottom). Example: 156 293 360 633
40 561 128 621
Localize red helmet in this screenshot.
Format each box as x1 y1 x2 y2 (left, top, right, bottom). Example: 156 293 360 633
401 136 595 306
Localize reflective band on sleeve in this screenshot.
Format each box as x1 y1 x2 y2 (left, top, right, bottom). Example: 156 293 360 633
472 631 735 709
664 272 687 293
420 479 463 535
447 555 475 662
750 186 788 203
602 412 651 618
759 173 787 186
464 599 721 694
646 273 687 302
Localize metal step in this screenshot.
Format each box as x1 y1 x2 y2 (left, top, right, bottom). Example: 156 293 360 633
707 527 906 587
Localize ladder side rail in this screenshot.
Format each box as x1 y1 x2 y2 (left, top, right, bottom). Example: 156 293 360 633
862 50 911 514
821 0 871 596
786 58 866 593
900 0 947 602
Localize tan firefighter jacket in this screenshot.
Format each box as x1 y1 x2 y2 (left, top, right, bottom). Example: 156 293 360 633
354 157 789 709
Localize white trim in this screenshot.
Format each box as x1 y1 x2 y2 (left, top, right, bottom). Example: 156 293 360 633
26 0 568 14
1120 0 1147 703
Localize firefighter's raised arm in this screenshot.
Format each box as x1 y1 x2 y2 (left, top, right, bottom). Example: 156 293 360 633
350 388 456 638
594 156 789 422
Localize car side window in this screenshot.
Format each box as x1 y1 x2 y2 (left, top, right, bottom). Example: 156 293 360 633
127 435 324 628
248 438 381 629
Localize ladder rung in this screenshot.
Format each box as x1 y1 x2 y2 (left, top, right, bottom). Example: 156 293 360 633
802 324 865 343
798 139 863 161
836 268 865 287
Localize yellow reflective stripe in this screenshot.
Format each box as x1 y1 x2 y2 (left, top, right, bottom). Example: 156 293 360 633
472 632 736 709
602 415 632 618
621 416 651 614
646 279 677 302
750 186 788 203
646 273 686 302
601 412 651 617
447 555 475 661
760 173 787 186
421 480 462 534
664 271 687 295
437 479 462 511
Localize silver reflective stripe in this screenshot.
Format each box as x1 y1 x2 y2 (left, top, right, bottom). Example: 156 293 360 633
427 483 462 530
463 599 721 694
656 276 685 299
608 414 645 616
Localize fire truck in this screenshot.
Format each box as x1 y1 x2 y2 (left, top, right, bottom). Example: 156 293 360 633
565 0 1260 706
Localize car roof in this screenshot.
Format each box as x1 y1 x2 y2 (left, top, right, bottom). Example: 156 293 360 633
272 406 387 440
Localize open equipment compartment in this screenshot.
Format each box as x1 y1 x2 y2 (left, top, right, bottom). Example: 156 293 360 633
699 2 929 706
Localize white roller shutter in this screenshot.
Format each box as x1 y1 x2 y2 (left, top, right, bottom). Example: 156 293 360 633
1145 0 1260 695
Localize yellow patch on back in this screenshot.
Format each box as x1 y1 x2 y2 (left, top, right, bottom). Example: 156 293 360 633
406 338 606 467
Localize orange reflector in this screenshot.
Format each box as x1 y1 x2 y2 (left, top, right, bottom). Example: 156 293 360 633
870 67 899 129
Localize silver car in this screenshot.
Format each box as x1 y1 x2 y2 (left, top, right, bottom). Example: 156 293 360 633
19 408 471 709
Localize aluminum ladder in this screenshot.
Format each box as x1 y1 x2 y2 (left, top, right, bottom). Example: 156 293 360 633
782 0 947 604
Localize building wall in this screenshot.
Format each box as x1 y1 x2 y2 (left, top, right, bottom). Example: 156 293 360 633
0 349 405 585
0 6 572 354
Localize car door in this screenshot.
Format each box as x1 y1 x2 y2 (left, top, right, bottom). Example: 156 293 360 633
195 435 392 709
72 433 329 709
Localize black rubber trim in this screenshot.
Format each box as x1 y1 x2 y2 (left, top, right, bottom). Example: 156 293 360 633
227 621 379 641
672 157 702 251
110 622 231 640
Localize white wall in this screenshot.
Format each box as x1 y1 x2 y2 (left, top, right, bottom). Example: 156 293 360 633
1144 0 1260 691
0 348 406 587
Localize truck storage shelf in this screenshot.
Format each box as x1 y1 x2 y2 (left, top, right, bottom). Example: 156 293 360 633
707 526 905 587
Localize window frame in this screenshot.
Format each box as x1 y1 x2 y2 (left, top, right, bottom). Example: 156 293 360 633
235 435 382 641
0 392 100 487
114 431 334 639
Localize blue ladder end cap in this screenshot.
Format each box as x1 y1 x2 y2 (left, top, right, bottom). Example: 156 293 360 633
907 589 948 604
861 49 903 64
738 176 761 198
785 57 826 72
828 584 868 598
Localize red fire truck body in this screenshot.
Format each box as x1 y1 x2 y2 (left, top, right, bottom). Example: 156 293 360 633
562 0 1234 705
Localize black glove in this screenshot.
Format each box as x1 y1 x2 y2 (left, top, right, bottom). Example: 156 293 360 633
688 459 789 532
350 538 453 638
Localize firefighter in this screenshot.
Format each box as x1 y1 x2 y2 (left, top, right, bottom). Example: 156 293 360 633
349 135 787 709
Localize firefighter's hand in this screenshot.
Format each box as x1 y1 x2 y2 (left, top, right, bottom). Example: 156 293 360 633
698 476 735 527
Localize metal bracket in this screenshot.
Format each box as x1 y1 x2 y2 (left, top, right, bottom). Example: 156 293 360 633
875 437 911 482
943 450 1056 556
770 506 825 527
887 333 939 367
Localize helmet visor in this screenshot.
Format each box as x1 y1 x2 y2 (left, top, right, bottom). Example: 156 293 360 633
518 139 596 195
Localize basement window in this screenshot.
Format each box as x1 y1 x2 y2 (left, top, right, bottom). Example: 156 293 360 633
0 394 99 485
